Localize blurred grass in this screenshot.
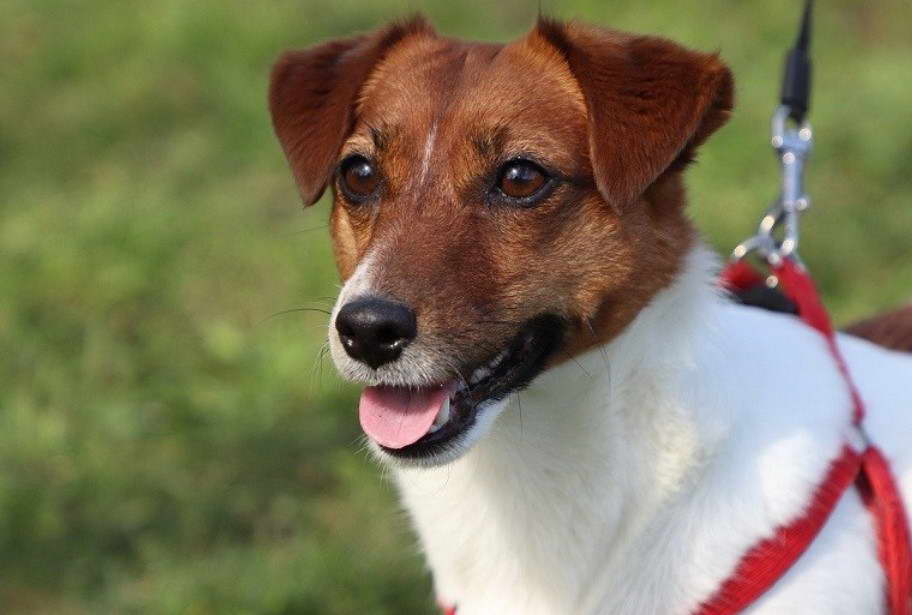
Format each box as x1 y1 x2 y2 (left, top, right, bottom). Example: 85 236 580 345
0 1 909 613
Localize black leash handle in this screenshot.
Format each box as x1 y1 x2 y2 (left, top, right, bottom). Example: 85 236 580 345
732 0 815 267
780 0 813 123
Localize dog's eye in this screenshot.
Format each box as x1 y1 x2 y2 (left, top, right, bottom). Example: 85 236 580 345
339 155 380 200
496 160 549 201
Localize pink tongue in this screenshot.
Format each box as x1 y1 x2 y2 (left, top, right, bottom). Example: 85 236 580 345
359 384 450 449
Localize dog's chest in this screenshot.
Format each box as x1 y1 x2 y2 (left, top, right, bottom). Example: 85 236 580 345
396 451 618 614
393 382 680 614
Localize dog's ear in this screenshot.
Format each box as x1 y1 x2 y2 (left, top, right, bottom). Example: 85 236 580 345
535 19 734 209
269 17 434 205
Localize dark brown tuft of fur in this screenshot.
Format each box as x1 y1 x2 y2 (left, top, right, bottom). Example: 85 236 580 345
846 306 912 353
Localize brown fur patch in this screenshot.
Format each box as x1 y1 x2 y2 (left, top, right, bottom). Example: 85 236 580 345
846 306 912 353
269 17 733 371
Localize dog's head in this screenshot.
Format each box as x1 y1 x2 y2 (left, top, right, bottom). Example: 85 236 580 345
269 17 733 465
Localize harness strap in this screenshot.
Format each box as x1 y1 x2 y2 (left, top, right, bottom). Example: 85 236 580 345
773 260 865 424
776 259 912 614
693 446 862 615
860 445 912 614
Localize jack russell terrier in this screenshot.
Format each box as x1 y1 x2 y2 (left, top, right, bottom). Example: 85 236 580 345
268 16 912 614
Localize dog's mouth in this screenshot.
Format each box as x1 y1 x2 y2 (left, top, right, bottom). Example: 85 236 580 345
358 315 564 460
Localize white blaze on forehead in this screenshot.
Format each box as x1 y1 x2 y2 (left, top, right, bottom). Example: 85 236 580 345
416 121 438 188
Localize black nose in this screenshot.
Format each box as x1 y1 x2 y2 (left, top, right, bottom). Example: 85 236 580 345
335 298 417 369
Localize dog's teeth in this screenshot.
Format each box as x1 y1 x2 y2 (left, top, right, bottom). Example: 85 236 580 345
430 396 451 433
470 366 490 384
469 349 512 385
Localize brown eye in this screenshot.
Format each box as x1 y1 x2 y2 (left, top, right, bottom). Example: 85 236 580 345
497 160 548 200
340 155 380 200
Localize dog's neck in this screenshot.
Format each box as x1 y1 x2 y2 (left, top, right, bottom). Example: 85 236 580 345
393 244 729 612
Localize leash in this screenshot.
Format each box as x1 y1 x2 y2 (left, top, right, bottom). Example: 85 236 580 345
440 3 911 613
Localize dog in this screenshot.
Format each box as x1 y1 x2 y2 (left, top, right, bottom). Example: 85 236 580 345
269 16 912 614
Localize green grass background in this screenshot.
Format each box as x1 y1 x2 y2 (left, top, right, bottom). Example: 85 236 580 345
1 1 910 613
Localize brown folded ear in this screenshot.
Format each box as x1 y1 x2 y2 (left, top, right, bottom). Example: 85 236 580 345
535 19 734 209
269 17 434 205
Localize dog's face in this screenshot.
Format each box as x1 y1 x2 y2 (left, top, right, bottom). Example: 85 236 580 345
270 18 733 466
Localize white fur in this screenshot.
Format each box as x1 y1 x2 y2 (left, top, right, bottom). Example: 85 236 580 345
380 245 912 614
417 121 438 188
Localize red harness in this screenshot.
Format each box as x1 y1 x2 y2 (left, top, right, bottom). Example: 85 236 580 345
441 259 912 615
699 259 912 614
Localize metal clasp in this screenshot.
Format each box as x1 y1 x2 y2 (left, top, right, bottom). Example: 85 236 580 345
732 105 813 267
